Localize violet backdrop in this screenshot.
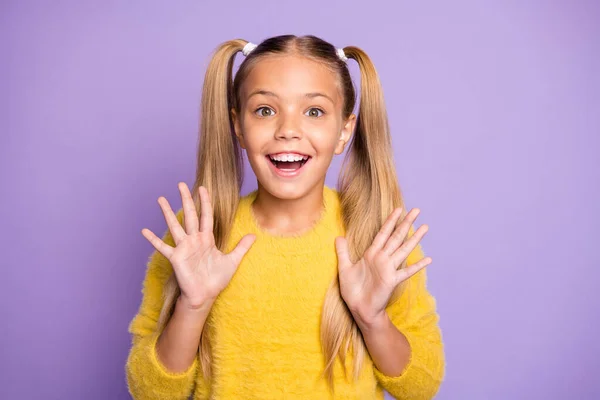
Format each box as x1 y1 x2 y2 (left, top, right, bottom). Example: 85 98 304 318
1 1 598 399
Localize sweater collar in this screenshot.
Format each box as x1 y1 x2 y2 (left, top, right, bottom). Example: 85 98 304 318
233 185 342 253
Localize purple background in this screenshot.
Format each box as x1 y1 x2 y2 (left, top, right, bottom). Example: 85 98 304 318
2 1 598 399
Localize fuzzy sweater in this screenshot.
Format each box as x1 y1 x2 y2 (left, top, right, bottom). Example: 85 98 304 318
126 185 445 399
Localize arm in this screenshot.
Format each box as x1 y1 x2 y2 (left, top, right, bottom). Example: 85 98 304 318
156 296 213 373
125 209 211 400
364 243 445 400
353 310 410 379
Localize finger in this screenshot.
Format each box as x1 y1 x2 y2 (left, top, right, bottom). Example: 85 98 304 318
395 256 432 285
158 196 186 243
370 208 403 252
228 234 256 265
382 208 420 255
141 228 175 259
334 236 352 272
391 224 429 265
199 186 214 233
178 182 199 234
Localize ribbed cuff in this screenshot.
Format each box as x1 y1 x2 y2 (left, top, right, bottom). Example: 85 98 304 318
373 331 443 400
126 332 198 399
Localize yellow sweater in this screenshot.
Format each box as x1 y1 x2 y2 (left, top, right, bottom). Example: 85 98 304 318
126 185 445 399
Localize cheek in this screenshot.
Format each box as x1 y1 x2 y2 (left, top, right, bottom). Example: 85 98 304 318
238 124 267 153
321 137 340 153
310 123 342 151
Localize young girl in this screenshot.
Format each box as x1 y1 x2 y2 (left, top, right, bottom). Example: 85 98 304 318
126 35 445 400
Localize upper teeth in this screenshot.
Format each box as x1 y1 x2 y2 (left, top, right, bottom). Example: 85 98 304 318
269 153 308 162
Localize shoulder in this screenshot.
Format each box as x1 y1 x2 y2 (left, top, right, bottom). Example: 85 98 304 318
323 185 343 229
324 185 341 210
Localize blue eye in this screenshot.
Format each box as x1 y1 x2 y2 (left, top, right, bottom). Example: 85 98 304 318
255 107 275 117
306 108 324 117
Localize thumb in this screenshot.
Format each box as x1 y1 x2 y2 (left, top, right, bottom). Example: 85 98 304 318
228 234 256 265
335 236 352 272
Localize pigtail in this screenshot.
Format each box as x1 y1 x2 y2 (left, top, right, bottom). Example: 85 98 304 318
341 46 410 301
192 39 247 249
320 46 411 391
156 39 248 382
340 46 405 253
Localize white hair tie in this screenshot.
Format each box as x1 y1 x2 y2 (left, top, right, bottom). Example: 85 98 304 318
242 42 258 56
336 48 348 62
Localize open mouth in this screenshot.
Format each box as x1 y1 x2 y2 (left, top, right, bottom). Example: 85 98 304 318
266 153 311 174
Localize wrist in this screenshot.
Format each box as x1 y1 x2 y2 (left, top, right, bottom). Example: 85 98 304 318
352 309 390 333
177 294 215 313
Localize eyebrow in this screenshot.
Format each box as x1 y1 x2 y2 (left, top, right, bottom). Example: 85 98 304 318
247 90 335 104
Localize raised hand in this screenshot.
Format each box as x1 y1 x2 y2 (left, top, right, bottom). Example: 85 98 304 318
141 182 256 309
335 208 432 325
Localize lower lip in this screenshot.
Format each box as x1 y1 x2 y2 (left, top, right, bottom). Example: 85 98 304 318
266 156 311 178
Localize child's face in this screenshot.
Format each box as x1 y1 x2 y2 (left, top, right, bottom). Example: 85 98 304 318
232 54 355 200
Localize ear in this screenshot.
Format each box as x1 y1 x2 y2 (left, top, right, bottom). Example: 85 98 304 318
231 109 246 149
334 113 356 155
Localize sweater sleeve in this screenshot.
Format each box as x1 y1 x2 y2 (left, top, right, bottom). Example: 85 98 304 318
373 228 446 400
125 209 209 400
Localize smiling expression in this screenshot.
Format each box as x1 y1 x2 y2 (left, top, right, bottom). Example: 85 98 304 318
231 54 356 200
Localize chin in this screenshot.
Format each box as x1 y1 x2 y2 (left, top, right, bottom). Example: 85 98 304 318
259 181 304 198
256 178 320 201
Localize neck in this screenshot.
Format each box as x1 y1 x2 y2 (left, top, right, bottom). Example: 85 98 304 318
251 181 326 236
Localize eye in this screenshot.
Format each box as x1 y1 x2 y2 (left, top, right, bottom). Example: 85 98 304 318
255 107 275 117
305 108 325 118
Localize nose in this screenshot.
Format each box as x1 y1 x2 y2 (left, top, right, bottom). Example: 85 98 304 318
275 111 302 140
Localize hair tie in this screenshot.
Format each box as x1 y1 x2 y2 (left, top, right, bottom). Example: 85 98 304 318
336 48 348 62
242 42 257 56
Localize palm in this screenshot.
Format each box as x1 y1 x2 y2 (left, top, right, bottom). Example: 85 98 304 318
142 183 256 308
173 233 244 297
338 256 398 317
335 208 432 322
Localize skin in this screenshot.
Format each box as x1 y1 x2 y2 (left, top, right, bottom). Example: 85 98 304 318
231 54 356 235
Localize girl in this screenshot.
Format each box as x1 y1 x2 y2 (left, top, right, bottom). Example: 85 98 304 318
126 35 445 400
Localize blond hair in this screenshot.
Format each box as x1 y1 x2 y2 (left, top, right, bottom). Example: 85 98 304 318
156 35 410 393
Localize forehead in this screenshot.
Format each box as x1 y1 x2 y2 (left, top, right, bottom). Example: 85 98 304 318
240 54 340 99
